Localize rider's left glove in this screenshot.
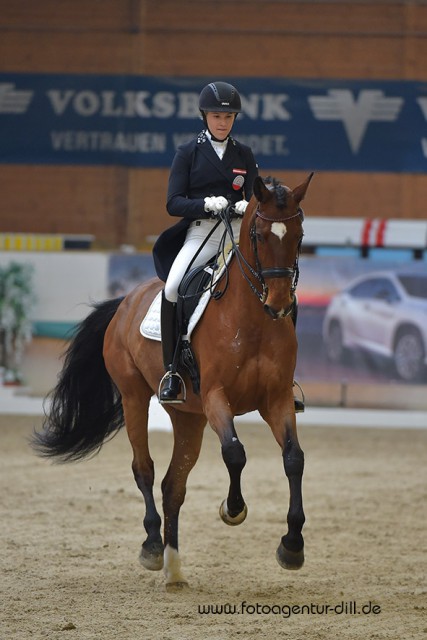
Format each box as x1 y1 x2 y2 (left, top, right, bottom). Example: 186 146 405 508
234 200 248 216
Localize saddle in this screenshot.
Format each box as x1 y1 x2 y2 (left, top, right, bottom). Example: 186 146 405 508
140 255 231 395
175 262 217 394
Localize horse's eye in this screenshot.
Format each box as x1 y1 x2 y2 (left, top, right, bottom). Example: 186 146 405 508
256 232 264 243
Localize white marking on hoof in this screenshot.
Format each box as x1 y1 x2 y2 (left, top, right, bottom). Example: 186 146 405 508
163 544 188 587
219 499 248 526
271 222 287 241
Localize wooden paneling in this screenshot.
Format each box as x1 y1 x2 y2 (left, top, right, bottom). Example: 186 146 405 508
0 32 141 74
0 165 129 247
1 0 426 246
0 0 137 31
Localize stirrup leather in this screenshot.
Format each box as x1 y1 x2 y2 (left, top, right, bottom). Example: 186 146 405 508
158 371 187 404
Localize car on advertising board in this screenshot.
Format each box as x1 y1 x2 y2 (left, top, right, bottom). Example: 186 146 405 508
322 271 427 382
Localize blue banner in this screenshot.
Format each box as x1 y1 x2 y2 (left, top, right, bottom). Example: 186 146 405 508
1 73 427 172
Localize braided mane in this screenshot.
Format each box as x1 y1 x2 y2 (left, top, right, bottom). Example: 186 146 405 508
264 176 287 210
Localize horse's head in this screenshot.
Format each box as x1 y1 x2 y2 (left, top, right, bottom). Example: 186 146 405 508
243 173 313 319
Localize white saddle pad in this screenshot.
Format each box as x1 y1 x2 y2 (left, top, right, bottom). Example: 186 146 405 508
140 253 233 342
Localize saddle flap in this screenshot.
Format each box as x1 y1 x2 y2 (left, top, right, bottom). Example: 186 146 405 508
140 248 234 343
177 263 216 335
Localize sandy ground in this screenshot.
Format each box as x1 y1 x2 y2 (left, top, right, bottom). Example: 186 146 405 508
1 415 426 640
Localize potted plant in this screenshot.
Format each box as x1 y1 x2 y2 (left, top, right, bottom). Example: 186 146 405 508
0 262 35 385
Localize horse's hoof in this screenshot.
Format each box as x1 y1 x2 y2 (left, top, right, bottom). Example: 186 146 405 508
165 581 189 592
219 499 248 526
276 541 304 570
139 543 164 571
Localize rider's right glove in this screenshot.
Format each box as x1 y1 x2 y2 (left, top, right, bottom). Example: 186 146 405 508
204 196 228 218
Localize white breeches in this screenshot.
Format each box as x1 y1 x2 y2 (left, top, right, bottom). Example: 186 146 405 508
164 217 241 303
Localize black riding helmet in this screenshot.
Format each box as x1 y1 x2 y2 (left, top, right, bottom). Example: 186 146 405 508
199 81 242 114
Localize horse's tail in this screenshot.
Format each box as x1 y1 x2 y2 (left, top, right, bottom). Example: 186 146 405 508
31 297 125 462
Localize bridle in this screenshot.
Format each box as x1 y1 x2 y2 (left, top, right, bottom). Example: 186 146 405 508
216 203 304 312
252 203 303 276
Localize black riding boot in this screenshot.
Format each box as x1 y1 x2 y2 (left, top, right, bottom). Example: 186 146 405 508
159 292 183 403
291 296 305 414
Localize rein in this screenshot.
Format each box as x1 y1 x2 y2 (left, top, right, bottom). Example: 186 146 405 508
179 199 303 313
216 207 267 303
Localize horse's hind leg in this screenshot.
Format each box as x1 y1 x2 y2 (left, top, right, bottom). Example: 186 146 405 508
121 384 164 571
161 409 206 589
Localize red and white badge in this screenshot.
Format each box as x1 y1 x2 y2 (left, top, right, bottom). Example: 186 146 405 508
232 168 246 190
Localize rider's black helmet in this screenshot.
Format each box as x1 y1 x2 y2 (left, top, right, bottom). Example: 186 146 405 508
198 81 242 113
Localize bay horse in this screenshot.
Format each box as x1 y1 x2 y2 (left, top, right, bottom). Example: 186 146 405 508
32 173 313 589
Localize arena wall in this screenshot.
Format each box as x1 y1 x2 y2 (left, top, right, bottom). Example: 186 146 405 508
1 1 427 248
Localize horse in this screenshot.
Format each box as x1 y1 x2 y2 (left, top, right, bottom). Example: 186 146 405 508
32 173 314 590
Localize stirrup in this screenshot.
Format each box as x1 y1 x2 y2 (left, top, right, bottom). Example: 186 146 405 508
158 371 186 404
293 380 305 413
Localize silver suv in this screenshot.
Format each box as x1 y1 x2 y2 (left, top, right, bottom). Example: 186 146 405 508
322 270 427 382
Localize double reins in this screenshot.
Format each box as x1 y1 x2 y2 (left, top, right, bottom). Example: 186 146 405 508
178 200 303 309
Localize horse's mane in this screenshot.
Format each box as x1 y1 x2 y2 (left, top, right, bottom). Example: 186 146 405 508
263 176 288 210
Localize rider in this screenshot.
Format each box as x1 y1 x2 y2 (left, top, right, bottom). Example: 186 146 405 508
153 81 304 413
153 80 258 403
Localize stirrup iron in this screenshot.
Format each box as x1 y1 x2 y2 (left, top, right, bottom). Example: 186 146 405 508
293 380 305 414
158 371 186 404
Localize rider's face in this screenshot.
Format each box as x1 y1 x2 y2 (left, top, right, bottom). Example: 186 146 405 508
205 112 236 141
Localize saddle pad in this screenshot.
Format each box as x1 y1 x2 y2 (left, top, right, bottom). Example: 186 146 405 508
140 289 162 341
140 250 233 342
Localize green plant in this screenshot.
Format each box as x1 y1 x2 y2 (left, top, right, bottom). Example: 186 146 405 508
0 262 35 384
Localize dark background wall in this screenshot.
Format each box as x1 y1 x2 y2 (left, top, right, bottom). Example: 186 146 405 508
1 0 426 248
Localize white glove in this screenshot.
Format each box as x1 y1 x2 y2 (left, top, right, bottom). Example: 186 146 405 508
234 199 248 216
204 196 228 216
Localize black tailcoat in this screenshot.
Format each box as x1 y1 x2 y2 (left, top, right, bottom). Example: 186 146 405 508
153 131 258 282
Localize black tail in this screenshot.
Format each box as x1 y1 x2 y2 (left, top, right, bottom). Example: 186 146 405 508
31 297 125 462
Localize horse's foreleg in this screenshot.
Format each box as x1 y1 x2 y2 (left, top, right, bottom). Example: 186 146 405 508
277 423 305 569
218 431 248 525
264 409 305 570
161 410 206 589
205 392 248 526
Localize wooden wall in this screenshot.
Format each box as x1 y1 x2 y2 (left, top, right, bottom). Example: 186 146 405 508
1 0 426 248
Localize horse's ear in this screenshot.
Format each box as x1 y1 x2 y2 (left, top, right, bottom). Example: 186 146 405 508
292 172 314 204
253 176 270 203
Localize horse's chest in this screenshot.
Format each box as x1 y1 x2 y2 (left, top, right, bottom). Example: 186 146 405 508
219 335 288 388
226 325 290 360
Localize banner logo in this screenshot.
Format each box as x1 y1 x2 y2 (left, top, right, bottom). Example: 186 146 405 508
309 89 403 153
0 83 33 114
